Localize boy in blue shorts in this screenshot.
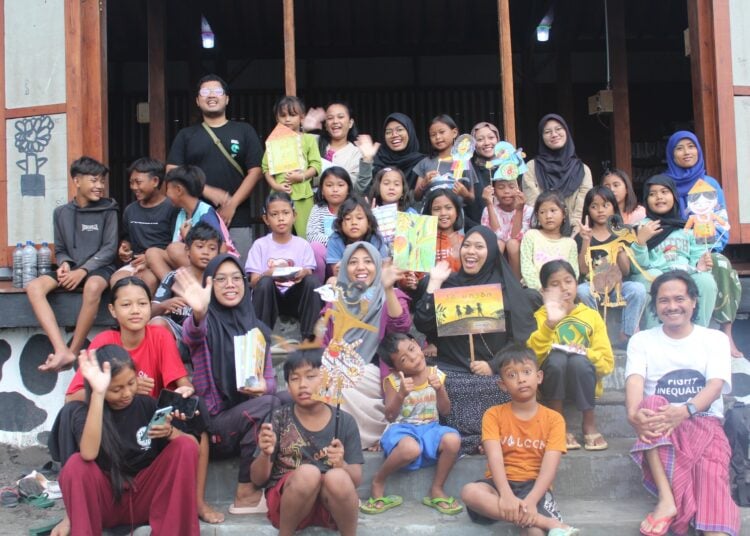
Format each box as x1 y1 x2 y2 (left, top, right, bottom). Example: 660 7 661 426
361 333 462 515
461 344 579 535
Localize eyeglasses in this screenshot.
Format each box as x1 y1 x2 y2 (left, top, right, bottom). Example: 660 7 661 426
199 87 226 97
384 127 407 137
213 274 244 286
542 126 565 137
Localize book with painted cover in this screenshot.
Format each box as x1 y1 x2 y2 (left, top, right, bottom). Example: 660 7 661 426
234 327 266 389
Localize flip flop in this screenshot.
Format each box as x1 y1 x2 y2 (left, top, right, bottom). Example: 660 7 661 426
639 513 675 536
28 518 63 536
565 433 581 450
422 496 463 515
549 528 581 536
359 495 403 514
1 487 19 508
583 433 609 451
228 494 268 515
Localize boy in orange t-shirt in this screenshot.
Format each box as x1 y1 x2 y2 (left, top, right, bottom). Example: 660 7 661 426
461 344 579 536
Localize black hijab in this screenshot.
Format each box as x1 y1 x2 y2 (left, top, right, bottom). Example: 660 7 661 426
373 112 425 189
203 254 271 407
534 114 585 198
642 174 686 250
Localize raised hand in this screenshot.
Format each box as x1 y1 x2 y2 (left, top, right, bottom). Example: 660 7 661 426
381 262 404 290
578 216 593 243
427 260 452 291
78 350 110 395
427 367 443 390
258 423 276 455
302 107 326 132
482 184 494 205
355 134 380 163
636 220 662 246
173 267 213 319
398 371 414 398
513 190 526 211
542 287 567 328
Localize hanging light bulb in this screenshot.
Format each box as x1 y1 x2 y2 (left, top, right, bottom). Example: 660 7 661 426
536 24 551 42
201 15 215 49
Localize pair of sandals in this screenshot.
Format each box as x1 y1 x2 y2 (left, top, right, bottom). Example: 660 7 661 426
360 495 463 515
566 432 608 451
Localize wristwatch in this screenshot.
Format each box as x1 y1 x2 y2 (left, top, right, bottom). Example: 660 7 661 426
685 401 698 418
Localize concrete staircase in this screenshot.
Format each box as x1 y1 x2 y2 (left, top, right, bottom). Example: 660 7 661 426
104 317 750 535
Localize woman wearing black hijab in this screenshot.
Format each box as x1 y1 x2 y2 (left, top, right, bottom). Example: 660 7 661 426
373 112 426 191
175 254 287 515
522 114 592 232
414 226 536 453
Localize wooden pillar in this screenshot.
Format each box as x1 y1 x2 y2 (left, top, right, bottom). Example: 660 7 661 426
148 0 167 161
687 0 720 176
283 0 297 96
609 0 632 176
497 0 515 144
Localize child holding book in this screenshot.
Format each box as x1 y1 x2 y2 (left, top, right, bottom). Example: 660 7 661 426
462 344 579 536
251 349 364 536
263 96 322 236
361 333 462 515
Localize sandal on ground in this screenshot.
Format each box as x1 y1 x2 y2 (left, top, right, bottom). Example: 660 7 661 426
549 527 580 536
0 487 19 508
565 433 581 450
639 513 675 536
583 432 608 451
228 494 268 515
28 518 63 536
360 495 403 514
422 496 463 515
22 494 55 509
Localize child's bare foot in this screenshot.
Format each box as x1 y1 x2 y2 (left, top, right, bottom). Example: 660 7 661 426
640 499 677 535
370 477 386 502
198 501 225 523
366 441 382 452
50 514 70 536
38 349 76 372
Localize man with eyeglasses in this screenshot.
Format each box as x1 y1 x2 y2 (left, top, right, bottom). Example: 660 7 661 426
167 74 263 265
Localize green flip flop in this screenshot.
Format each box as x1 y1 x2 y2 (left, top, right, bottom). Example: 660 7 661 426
359 495 403 515
422 496 463 515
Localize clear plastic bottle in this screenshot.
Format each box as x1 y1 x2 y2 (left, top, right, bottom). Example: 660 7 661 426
37 242 52 277
21 241 37 288
12 242 23 288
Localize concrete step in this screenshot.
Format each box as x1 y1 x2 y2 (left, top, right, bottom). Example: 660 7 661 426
563 390 635 439
205 438 642 505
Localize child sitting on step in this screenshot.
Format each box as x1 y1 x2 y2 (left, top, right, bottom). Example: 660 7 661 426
251 349 363 535
360 333 462 515
461 344 579 536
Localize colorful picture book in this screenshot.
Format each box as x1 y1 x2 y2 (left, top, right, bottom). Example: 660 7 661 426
392 212 438 272
234 327 266 389
265 123 306 175
433 283 505 336
372 204 397 248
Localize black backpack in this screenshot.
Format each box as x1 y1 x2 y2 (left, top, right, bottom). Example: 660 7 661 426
724 403 750 506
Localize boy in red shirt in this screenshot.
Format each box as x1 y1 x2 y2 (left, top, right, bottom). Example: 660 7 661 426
461 344 579 536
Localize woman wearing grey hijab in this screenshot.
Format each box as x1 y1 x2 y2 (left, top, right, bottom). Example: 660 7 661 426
320 241 412 449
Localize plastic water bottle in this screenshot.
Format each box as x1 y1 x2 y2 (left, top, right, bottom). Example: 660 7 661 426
22 241 37 288
12 243 23 288
37 242 52 277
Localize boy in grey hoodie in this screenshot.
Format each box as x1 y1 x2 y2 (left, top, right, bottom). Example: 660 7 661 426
28 156 118 372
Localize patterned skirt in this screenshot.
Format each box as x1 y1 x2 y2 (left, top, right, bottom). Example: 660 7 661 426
440 370 511 455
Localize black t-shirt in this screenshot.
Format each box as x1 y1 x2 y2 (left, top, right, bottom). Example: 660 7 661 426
70 395 166 475
122 199 179 254
153 270 192 325
167 121 263 228
256 403 364 489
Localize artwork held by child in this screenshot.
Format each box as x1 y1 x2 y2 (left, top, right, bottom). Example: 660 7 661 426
485 141 527 182
449 134 476 180
372 204 397 249
683 179 729 248
392 212 438 272
265 123 306 175
313 283 374 405
433 283 505 337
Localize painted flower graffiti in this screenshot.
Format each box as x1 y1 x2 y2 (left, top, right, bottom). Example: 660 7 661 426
15 115 54 196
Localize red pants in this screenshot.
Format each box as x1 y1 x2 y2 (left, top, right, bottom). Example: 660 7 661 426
60 435 200 536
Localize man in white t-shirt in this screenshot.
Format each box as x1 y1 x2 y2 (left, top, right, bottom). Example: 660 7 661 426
625 270 738 536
